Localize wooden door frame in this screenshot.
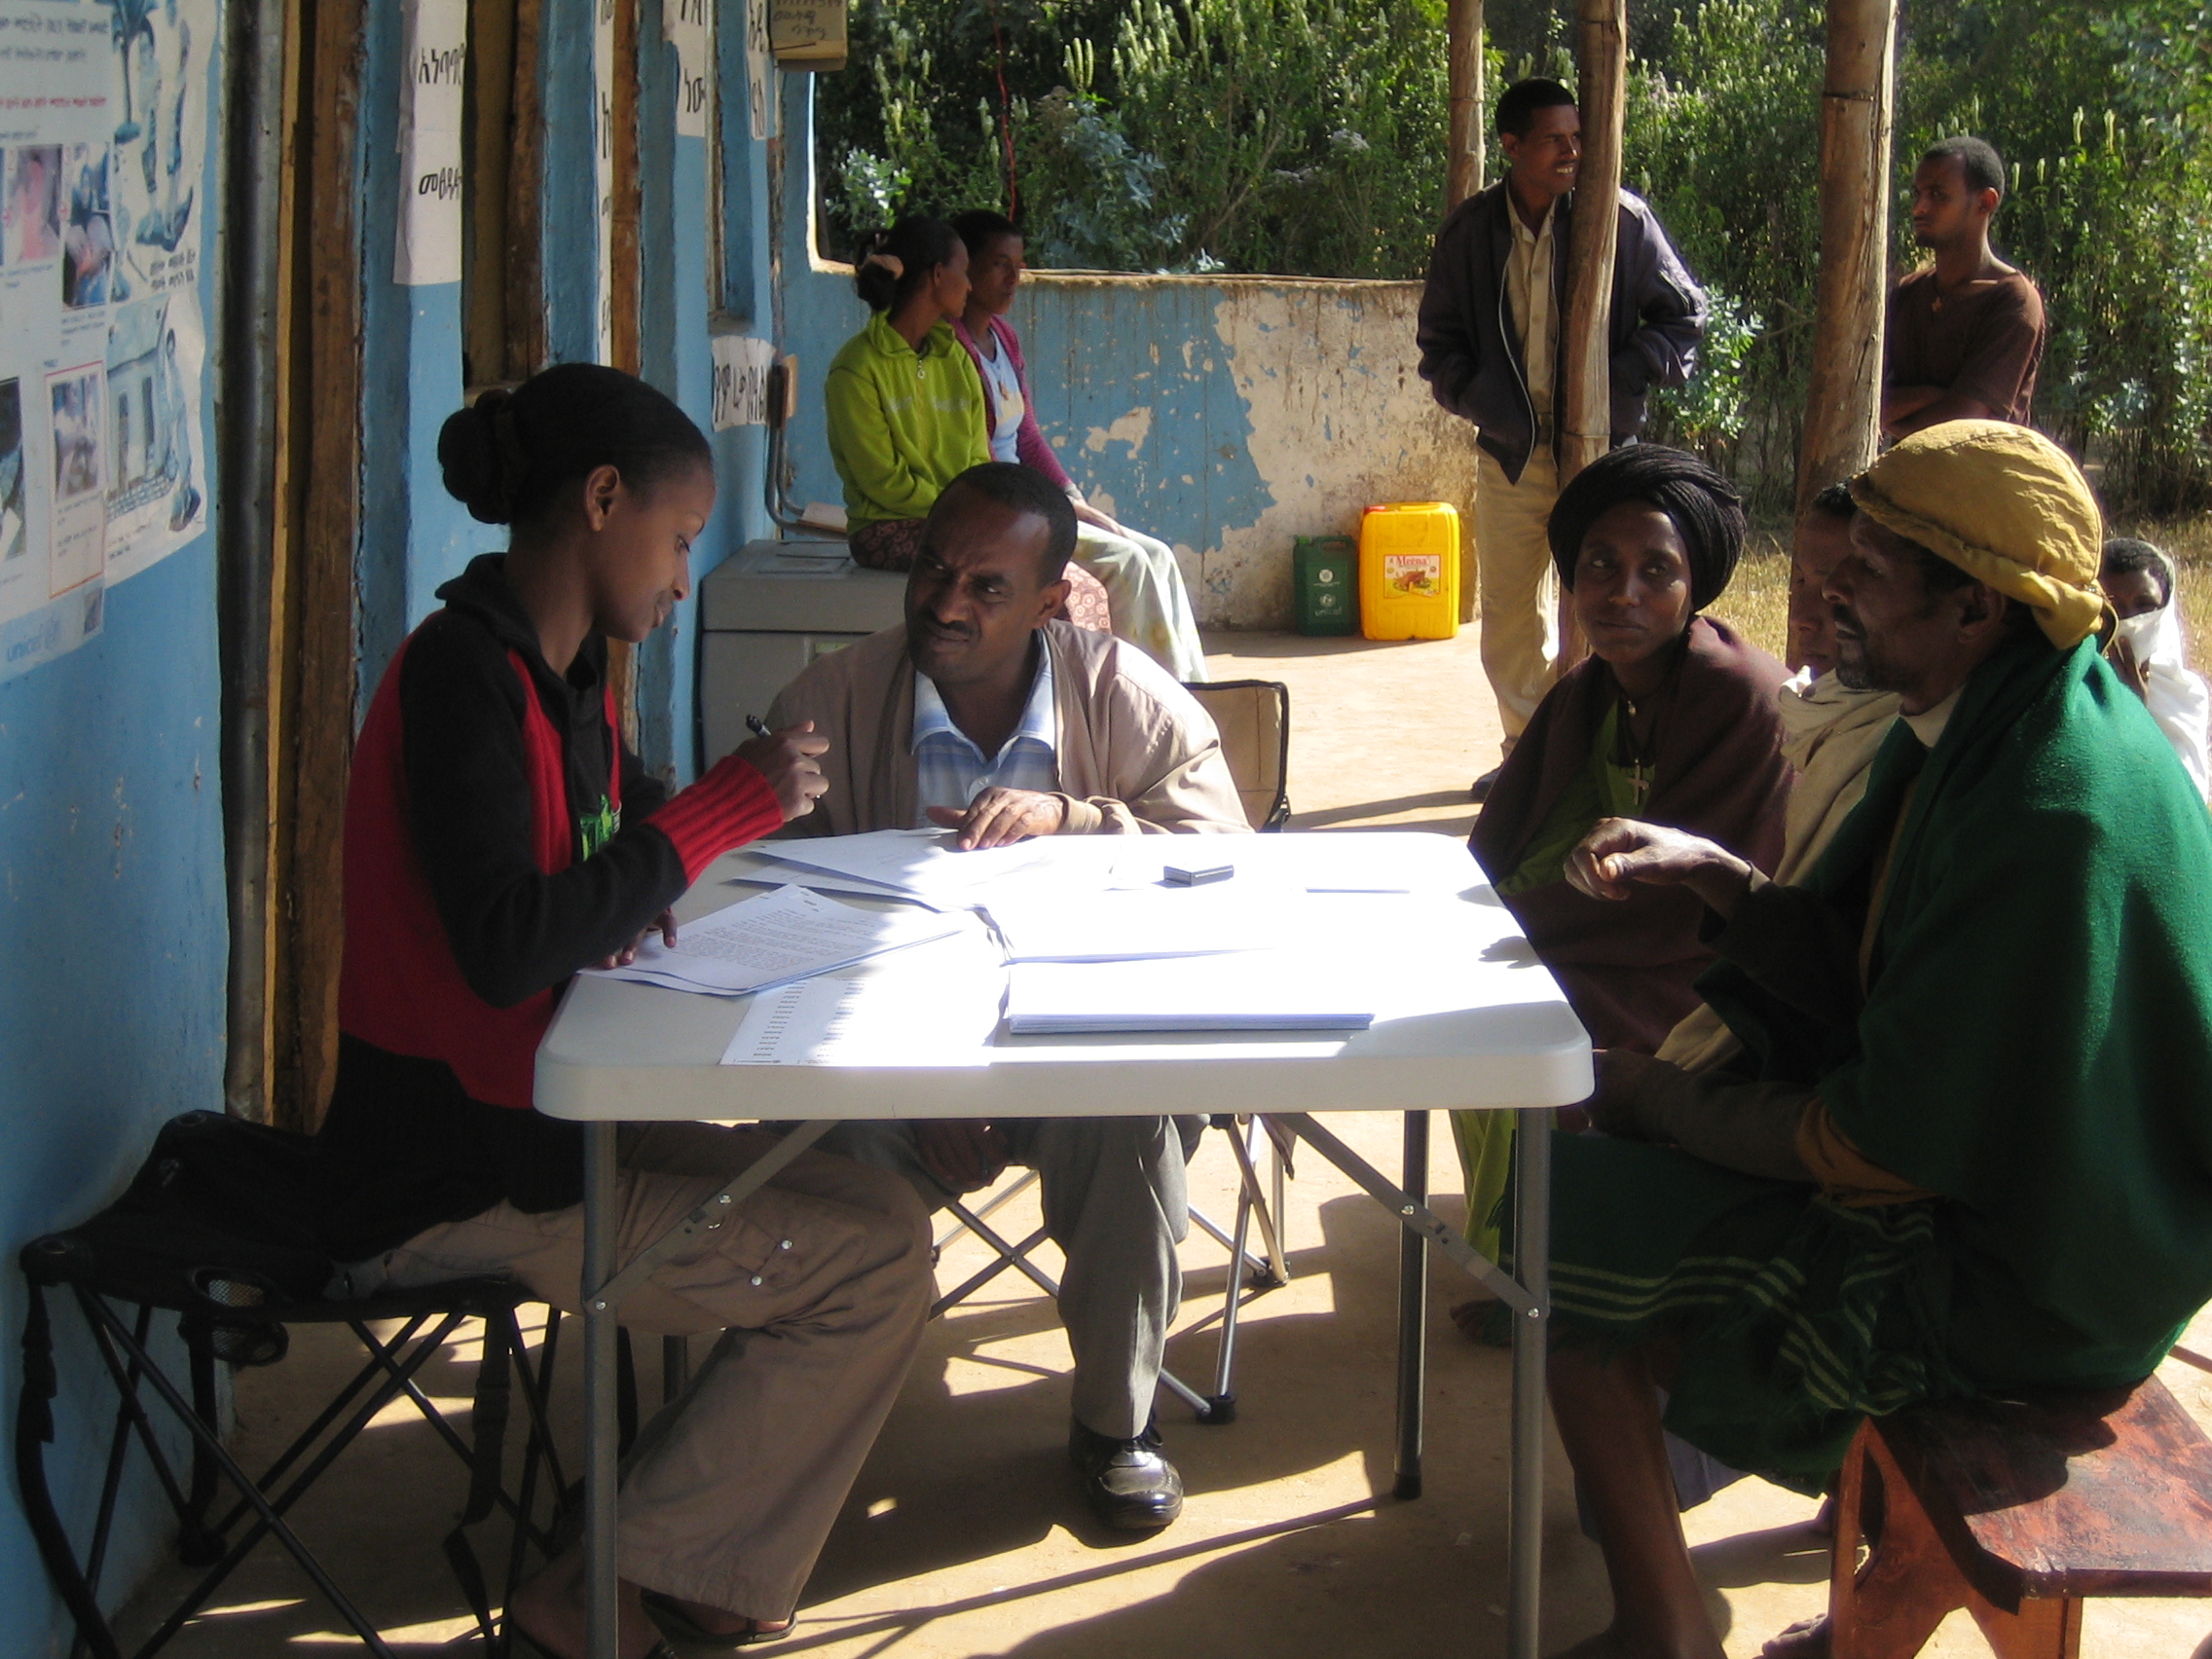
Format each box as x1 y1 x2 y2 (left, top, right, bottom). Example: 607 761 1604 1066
262 0 367 1129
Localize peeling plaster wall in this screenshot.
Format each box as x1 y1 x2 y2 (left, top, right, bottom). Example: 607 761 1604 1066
1026 279 1480 629
777 92 1477 630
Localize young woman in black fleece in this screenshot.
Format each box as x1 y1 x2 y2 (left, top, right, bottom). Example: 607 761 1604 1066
318 363 933 1658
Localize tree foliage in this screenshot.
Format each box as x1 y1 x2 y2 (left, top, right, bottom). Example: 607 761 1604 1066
816 0 2212 514
816 0 1450 276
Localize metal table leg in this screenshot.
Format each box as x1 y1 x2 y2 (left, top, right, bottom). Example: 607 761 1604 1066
574 1120 832 1659
1271 1108 1550 1659
1506 1106 1553 1659
1394 1109 1429 1500
581 1122 620 1659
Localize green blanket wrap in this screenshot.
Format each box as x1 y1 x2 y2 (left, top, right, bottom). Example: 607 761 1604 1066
1545 636 2212 1480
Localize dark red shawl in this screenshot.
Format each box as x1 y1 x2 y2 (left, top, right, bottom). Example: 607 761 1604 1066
1469 615 1791 1052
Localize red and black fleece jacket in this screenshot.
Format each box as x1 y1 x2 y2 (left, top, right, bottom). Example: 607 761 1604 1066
316 554 782 1263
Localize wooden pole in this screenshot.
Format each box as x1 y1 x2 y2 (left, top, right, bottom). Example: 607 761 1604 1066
1448 0 1483 621
1790 0 1895 667
1557 0 1626 669
1447 0 1485 209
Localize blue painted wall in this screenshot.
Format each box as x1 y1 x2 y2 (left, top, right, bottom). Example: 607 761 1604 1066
0 69 233 1641
1 0 789 1647
774 78 1476 629
0 547 231 1659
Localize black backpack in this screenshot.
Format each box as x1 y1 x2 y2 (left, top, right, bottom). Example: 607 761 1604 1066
20 1109 336 1366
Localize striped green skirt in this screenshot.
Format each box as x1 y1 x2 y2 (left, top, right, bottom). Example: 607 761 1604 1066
1530 1131 1962 1488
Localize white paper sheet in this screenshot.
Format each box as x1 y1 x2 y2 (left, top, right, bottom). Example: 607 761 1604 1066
719 940 1003 1066
1099 831 1477 894
979 880 1302 962
711 334 776 429
664 0 711 138
394 0 465 285
744 0 777 140
754 828 1080 902
1005 953 1373 1035
724 868 946 909
585 884 967 998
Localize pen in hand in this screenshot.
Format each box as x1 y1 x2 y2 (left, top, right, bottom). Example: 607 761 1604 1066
739 714 831 821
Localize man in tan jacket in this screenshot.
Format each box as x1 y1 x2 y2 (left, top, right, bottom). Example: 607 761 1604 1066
766 461 1245 1531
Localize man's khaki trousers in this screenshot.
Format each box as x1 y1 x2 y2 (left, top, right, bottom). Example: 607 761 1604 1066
1474 446 1563 742
350 1124 932 1621
819 1114 1202 1442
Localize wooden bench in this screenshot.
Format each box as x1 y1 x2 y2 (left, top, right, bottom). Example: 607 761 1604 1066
1827 1376 2212 1657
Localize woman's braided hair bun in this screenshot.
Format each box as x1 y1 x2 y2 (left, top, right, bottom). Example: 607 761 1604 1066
438 387 530 525
434 364 710 530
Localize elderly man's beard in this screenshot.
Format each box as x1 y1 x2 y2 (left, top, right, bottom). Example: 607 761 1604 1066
1830 603 1899 692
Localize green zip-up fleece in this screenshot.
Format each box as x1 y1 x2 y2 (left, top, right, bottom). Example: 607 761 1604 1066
825 312 989 530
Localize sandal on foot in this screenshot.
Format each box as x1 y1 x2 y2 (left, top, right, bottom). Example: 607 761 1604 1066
640 1589 793 1648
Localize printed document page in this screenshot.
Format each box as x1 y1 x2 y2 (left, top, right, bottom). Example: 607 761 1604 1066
719 931 1005 1066
586 884 969 998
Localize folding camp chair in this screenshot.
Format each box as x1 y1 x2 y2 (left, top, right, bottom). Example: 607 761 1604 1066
931 677 1299 1423
15 1111 579 1659
931 1113 1292 1424
1183 678 1293 831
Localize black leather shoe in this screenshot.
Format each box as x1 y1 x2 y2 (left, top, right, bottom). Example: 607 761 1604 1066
1468 764 1504 802
1069 1417 1183 1530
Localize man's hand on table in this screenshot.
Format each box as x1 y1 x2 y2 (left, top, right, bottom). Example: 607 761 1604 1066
737 720 831 822
928 788 1067 849
1565 818 1755 921
595 908 678 970
912 1121 1011 1192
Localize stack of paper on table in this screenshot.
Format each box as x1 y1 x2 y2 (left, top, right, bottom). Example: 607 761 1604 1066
585 884 970 998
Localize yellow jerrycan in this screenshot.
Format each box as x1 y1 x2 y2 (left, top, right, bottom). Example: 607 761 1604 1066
1358 501 1460 641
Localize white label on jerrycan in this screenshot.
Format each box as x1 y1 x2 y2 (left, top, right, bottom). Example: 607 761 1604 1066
1383 554 1442 597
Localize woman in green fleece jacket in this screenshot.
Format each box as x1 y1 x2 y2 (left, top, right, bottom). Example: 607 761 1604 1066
826 217 990 571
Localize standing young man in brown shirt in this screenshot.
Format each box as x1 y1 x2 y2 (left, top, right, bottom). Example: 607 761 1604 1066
1883 134 2047 440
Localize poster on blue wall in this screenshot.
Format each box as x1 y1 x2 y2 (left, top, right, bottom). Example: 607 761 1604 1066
0 0 210 683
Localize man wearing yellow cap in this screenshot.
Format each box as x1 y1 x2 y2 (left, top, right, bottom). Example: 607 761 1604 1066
1518 421 2212 1659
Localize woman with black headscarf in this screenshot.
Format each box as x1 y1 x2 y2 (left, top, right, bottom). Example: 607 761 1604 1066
1455 445 1790 1269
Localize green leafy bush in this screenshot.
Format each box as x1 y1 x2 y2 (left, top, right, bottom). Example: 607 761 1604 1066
815 0 2212 515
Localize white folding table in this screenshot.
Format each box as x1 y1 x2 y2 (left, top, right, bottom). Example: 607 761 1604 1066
535 834 1592 1659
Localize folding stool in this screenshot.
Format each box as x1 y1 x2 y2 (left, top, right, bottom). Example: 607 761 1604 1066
14 1111 575 1659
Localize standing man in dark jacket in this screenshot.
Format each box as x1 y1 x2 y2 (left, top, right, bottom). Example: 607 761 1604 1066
1417 77 1708 797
